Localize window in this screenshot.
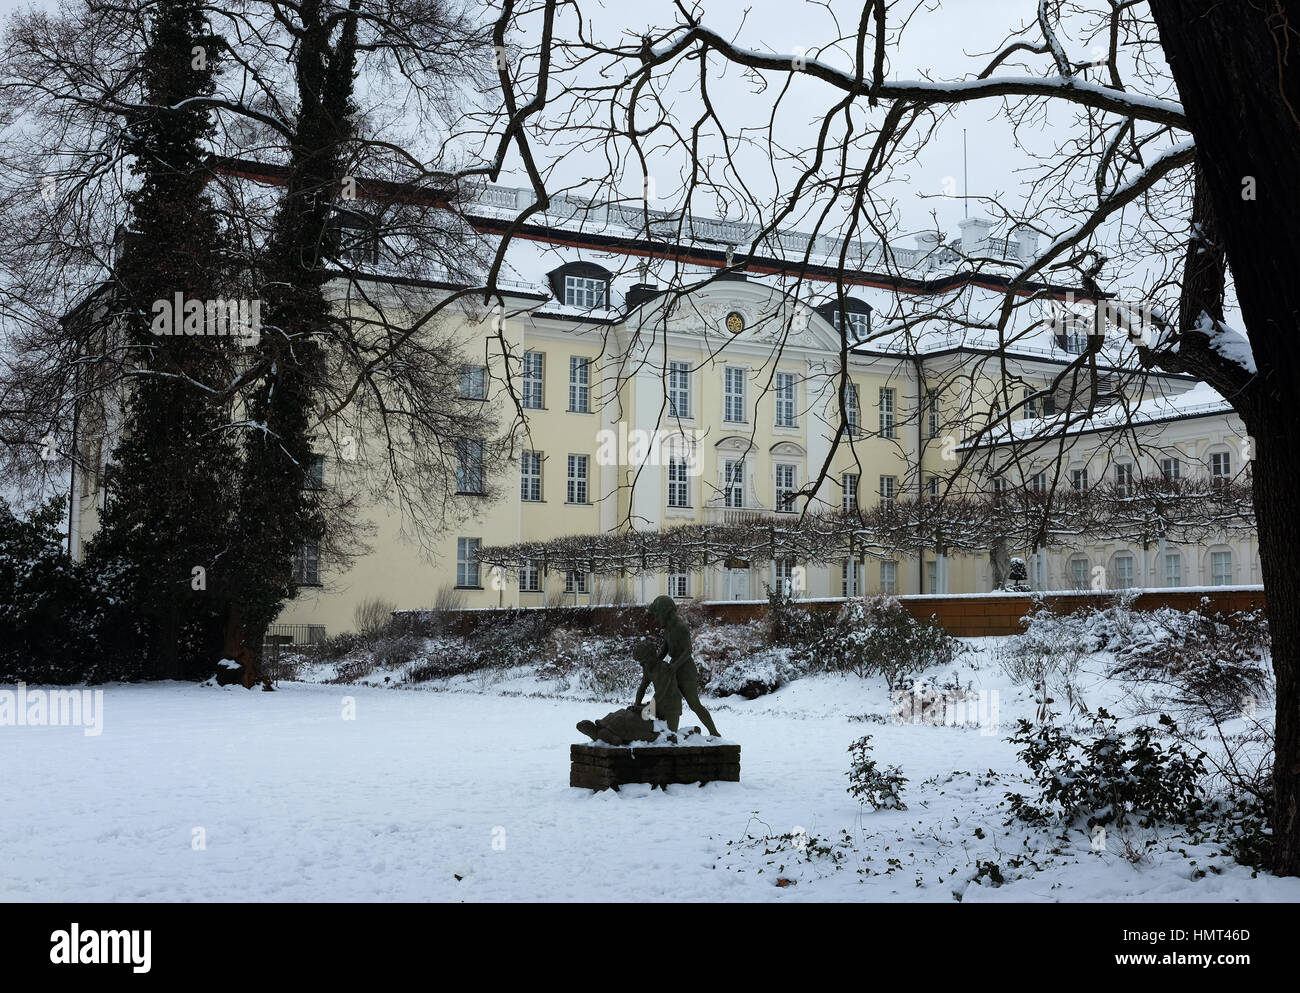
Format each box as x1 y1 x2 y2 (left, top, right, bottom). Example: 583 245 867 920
565 570 588 594
518 559 540 592
842 382 859 434
841 473 859 512
880 560 897 595
926 560 938 594
1211 550 1233 586
1164 552 1182 588
566 454 588 504
992 475 1008 503
879 387 895 438
292 541 320 586
724 367 747 422
668 362 690 419
1042 393 1057 416
775 463 797 512
568 357 591 413
1031 471 1048 494
522 352 544 409
305 454 325 491
459 365 487 400
1115 463 1134 498
1071 468 1088 493
564 274 607 309
329 213 380 265
774 372 796 427
833 310 870 338
723 459 745 508
456 439 485 494
667 457 690 508
926 390 939 437
1161 457 1181 481
774 558 795 596
879 475 897 506
841 559 859 597
926 476 940 504
1069 556 1089 590
1025 390 1039 420
1210 451 1232 487
456 537 481 588
520 451 542 501
1113 553 1134 589
668 570 689 599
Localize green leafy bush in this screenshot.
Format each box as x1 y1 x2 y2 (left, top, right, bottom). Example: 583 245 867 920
846 734 907 810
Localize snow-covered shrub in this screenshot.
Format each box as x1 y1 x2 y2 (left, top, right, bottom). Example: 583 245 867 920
1005 709 1207 831
711 646 803 698
846 734 908 810
535 632 642 696
763 584 821 646
691 621 765 690
804 595 960 689
997 609 1090 720
1109 603 1270 722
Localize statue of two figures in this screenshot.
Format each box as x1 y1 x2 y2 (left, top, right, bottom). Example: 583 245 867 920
576 596 721 746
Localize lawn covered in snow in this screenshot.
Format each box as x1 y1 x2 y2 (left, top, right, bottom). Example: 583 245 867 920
4 635 1298 902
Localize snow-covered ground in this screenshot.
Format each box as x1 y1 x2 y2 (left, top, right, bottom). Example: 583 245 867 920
4 638 1297 902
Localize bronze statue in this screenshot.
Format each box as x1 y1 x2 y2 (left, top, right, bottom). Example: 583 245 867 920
639 595 720 737
576 639 666 745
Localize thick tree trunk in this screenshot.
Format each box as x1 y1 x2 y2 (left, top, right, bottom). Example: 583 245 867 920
1150 0 1300 874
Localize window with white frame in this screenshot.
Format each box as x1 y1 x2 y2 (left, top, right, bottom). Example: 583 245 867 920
775 463 797 512
1069 556 1090 590
926 390 939 437
1112 553 1135 589
880 560 897 595
520 451 542 502
1071 468 1088 493
563 274 607 309
833 310 870 338
1164 551 1182 587
774 372 796 427
459 365 487 400
522 351 544 409
1025 389 1039 419
456 537 481 588
723 459 745 508
1211 550 1233 585
992 475 1009 503
1161 456 1181 481
842 382 859 433
456 438 485 494
566 454 588 504
1115 463 1134 497
879 475 896 505
926 560 938 594
841 559 859 597
926 476 940 504
668 570 689 599
724 367 747 422
1031 471 1048 494
568 357 591 412
841 473 859 512
668 361 690 418
565 570 588 594
774 558 795 596
879 387 895 438
518 559 540 592
667 456 690 508
293 541 320 586
1210 451 1232 487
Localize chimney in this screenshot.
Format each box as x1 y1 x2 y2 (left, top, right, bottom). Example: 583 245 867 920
1014 226 1040 263
625 282 661 310
958 217 993 259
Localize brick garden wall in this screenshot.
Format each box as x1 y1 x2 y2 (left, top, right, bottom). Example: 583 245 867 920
414 587 1266 640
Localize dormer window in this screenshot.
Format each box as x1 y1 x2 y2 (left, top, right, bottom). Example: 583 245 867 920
548 262 613 310
816 296 873 339
328 209 381 266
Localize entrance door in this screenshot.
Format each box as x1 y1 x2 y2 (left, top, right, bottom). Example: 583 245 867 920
728 568 750 600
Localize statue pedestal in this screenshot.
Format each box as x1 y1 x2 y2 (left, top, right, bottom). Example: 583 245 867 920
570 740 741 791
